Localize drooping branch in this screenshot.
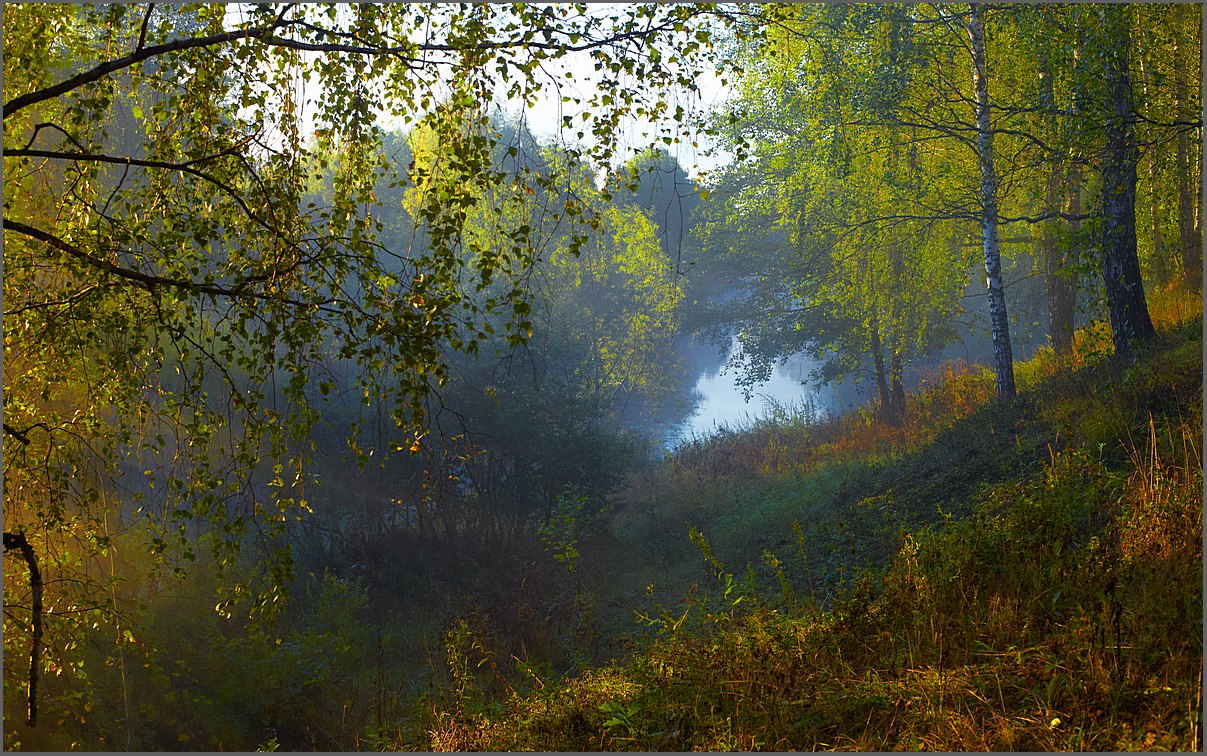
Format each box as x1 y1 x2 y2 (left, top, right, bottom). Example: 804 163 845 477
3 5 297 119
261 16 689 58
3 423 32 445
3 219 336 311
3 148 267 234
3 531 43 727
5 5 716 124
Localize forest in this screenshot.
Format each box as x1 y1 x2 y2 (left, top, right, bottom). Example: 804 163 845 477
2 3 1202 751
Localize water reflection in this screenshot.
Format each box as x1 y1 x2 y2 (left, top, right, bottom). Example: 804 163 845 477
662 337 842 449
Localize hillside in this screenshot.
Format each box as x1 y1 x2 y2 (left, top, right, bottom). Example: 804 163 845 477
406 293 1203 751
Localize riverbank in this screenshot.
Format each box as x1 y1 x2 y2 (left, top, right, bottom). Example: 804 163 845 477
408 286 1203 751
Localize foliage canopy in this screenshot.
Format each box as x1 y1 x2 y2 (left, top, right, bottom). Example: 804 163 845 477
2 1 724 733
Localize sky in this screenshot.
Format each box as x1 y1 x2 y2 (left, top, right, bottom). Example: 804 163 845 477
225 3 734 181
500 40 735 180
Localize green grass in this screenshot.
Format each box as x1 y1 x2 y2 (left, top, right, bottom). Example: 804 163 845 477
398 298 1203 751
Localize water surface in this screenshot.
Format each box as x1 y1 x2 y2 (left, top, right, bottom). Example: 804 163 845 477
664 337 843 448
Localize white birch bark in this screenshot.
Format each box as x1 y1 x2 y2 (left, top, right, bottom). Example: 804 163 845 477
969 3 1015 399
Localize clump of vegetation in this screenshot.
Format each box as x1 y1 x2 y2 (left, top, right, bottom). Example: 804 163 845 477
5 4 1200 751
405 303 1201 752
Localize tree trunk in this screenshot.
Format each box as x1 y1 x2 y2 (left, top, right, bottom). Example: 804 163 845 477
869 315 893 418
887 236 908 425
889 350 906 425
1039 38 1078 353
4 532 42 727
1100 4 1156 356
969 3 1015 399
1137 49 1168 286
1195 135 1202 277
1149 152 1167 285
1063 164 1084 344
1174 19 1201 285
1043 163 1076 353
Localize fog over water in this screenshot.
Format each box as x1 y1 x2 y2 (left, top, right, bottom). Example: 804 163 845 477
662 336 847 449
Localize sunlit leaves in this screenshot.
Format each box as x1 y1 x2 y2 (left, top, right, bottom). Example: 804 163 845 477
2 3 726 737
706 5 976 402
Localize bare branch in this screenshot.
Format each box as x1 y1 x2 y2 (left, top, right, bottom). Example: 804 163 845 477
4 284 104 317
3 423 32 445
998 209 1095 225
21 122 88 152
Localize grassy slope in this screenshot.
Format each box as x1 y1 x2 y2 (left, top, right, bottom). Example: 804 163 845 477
410 296 1203 751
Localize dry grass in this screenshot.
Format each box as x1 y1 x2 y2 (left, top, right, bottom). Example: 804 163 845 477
403 296 1203 752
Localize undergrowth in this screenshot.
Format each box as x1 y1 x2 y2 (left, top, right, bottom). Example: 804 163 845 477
395 290 1202 751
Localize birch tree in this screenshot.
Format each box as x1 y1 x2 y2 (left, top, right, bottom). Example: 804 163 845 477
968 2 1015 398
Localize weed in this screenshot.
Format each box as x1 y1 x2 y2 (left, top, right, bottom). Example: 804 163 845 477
419 307 1202 751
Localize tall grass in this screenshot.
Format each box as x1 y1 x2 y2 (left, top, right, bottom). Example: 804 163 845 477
399 294 1202 751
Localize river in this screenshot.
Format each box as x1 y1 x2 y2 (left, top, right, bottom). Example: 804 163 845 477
660 336 849 449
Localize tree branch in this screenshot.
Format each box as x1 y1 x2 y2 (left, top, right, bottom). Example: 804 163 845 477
3 219 335 311
20 122 88 153
3 423 32 445
3 7 295 119
4 284 103 317
264 19 680 58
3 531 42 728
5 5 709 121
4 148 267 235
998 209 1095 225
135 4 155 52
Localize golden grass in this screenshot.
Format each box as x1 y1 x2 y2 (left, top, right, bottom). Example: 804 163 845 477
407 296 1203 752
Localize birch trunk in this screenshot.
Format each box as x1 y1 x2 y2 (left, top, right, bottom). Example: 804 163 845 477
969 3 1015 399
